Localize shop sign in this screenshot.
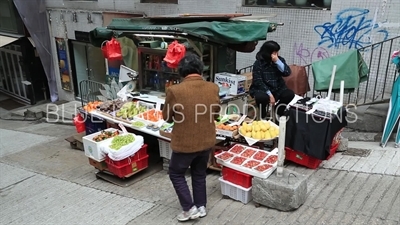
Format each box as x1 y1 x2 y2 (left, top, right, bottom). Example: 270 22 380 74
55 38 72 91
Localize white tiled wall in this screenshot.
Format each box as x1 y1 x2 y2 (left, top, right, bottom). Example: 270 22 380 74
46 0 400 102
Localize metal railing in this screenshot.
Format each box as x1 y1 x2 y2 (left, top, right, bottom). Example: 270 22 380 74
238 36 400 105
79 80 104 107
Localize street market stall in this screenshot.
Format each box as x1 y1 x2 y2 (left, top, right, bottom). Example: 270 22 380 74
79 14 283 181
72 14 349 208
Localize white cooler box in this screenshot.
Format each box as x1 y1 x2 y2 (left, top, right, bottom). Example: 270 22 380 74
82 128 119 162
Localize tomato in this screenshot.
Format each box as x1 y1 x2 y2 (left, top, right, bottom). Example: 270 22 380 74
265 155 278 164
243 160 261 168
240 148 257 158
253 151 268 161
216 152 234 161
230 156 246 165
229 144 245 154
254 164 273 172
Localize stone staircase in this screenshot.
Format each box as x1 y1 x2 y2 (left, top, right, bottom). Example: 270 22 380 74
343 102 397 142
2 100 82 125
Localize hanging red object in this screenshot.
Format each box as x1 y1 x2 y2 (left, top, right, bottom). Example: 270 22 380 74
73 114 86 133
163 40 186 69
101 37 123 60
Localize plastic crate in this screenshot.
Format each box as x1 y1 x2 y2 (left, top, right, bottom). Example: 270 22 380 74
106 155 149 178
219 177 252 204
222 166 253 188
285 143 339 169
158 139 172 159
105 144 148 167
82 112 107 135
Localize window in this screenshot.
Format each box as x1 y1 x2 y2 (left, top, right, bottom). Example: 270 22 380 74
140 0 178 3
243 0 332 10
0 0 24 34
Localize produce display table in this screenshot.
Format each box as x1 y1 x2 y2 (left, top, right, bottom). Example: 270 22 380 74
285 106 347 160
84 92 251 173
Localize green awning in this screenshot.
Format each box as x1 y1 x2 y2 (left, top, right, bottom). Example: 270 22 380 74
89 18 277 48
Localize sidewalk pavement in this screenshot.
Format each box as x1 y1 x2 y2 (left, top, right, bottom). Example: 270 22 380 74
0 119 399 225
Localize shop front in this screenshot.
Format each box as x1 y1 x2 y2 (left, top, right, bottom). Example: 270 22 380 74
69 35 107 98
1 0 51 105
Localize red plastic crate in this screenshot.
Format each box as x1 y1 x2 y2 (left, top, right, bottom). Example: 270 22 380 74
106 155 149 178
222 166 253 188
105 144 148 167
285 143 339 169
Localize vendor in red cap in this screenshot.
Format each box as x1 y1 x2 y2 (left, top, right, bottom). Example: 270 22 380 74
162 52 220 222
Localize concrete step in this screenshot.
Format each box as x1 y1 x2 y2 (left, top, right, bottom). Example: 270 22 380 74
346 103 393 133
9 100 81 123
341 130 397 142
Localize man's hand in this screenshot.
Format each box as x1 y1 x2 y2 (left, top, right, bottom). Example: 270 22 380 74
269 94 276 105
271 53 279 63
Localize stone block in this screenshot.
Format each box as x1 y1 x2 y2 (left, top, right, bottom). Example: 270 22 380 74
252 169 307 211
337 137 348 152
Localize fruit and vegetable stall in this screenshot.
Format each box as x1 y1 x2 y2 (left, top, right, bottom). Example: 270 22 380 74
77 92 282 196
75 14 347 205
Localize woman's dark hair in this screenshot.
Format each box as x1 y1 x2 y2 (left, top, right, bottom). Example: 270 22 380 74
256 41 281 63
178 52 204 77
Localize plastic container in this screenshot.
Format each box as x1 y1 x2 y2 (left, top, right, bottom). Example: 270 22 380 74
82 128 120 162
222 166 253 188
215 148 278 179
285 143 339 169
158 139 172 159
106 155 149 178
219 177 252 204
105 144 148 166
82 112 107 135
73 114 86 133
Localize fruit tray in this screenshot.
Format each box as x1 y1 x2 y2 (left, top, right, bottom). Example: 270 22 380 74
215 144 279 179
110 101 155 122
239 120 280 142
134 109 164 126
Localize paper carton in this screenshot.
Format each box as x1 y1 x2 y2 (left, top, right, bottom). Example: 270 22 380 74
214 72 246 96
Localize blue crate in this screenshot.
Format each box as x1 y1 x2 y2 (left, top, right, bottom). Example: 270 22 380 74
83 112 107 135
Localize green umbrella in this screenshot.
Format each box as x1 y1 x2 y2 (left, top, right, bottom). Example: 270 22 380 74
381 54 400 148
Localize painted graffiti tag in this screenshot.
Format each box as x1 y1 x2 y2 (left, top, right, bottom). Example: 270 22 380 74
314 8 389 49
293 42 330 65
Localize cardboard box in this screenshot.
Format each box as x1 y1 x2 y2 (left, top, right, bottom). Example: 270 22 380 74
88 157 108 171
241 72 253 91
214 72 246 96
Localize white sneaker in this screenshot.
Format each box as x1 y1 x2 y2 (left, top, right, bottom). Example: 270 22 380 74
198 206 207 218
177 206 200 222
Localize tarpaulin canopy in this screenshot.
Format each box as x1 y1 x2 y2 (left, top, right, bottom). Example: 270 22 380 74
89 18 277 48
311 49 369 93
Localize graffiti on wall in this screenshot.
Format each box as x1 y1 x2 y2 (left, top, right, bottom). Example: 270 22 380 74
314 8 389 49
293 42 330 65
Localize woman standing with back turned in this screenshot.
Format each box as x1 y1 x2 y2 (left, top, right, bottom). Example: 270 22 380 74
162 52 220 222
249 41 295 119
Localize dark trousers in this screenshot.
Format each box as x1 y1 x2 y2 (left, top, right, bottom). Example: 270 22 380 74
254 89 295 119
169 149 211 211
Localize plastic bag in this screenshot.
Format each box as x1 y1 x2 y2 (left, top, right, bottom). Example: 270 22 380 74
101 37 123 61
102 134 144 161
163 40 186 69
